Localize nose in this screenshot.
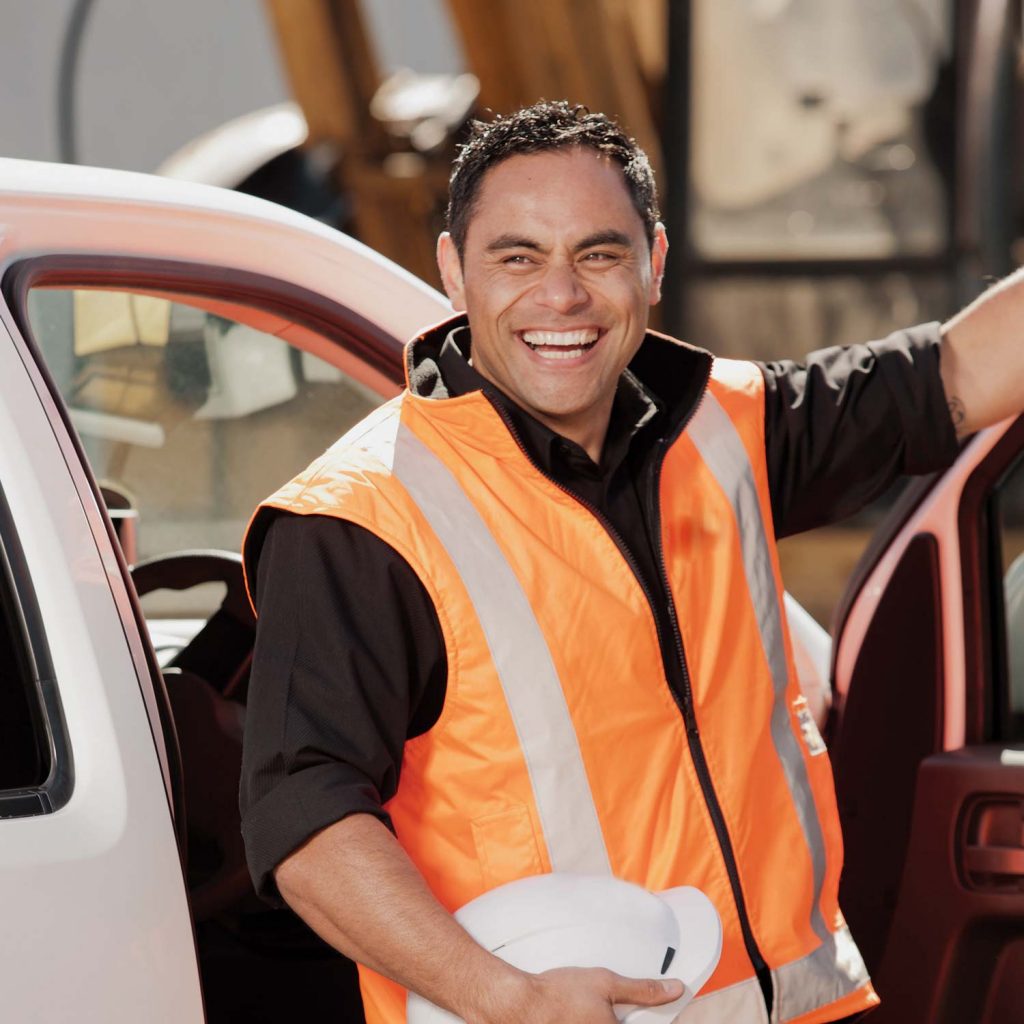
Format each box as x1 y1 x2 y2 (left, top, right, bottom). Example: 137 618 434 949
532 261 589 314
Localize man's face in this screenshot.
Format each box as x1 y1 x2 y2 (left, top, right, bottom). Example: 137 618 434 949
437 148 667 453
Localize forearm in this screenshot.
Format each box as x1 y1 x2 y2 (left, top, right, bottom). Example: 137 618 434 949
941 267 1024 436
274 813 525 1022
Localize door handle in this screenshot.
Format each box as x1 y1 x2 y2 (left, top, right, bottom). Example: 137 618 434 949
964 844 1024 877
960 795 1024 889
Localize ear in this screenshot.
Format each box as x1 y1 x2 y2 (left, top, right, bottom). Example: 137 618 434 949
437 232 467 311
647 223 669 306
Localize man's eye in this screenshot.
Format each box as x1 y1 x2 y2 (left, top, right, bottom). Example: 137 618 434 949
582 251 617 263
502 254 533 266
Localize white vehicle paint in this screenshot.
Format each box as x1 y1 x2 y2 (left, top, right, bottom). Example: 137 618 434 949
0 310 202 1021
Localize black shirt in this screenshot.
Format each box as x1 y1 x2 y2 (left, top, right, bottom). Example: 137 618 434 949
240 321 958 902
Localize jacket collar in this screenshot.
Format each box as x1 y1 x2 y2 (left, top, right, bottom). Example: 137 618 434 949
404 314 713 453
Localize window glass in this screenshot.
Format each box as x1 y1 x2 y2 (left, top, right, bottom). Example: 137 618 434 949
681 271 952 362
998 454 1024 736
689 0 952 260
0 540 48 792
26 288 382 618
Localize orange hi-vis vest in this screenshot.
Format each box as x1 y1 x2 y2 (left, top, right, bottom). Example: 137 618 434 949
246 338 878 1024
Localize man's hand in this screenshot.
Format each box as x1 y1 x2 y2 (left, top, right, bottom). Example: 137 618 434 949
467 966 684 1024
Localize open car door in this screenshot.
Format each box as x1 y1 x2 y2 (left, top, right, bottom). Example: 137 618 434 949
829 414 1024 1023
0 158 448 1022
0 286 206 1024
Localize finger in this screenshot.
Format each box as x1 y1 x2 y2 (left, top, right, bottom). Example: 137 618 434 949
607 974 685 1006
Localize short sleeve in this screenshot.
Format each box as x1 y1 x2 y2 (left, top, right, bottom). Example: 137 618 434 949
760 322 960 538
239 512 446 903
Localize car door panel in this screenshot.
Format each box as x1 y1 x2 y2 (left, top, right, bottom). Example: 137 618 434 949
0 315 203 1023
831 415 1024 1023
0 163 455 1023
872 748 1024 1023
830 530 945 973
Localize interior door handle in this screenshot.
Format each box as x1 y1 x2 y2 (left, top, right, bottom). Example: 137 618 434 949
960 795 1024 889
964 844 1024 877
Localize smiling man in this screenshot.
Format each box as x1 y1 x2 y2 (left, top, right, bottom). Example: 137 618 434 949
435 146 667 463
240 102 1024 1024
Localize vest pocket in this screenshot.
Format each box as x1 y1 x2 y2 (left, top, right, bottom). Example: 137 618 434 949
471 804 545 890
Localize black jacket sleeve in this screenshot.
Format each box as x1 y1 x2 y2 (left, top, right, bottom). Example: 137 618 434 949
761 322 960 538
239 512 447 904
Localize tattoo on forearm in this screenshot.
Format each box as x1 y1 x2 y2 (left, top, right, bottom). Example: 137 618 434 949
948 396 967 436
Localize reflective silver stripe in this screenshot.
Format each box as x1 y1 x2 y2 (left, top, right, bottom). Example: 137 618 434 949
679 976 769 1023
773 926 869 1022
679 927 869 1024
686 392 830 944
686 394 870 1018
391 425 611 875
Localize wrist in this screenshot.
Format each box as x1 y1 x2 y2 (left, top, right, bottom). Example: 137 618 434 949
454 959 532 1024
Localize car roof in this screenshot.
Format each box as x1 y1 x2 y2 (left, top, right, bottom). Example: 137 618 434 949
0 157 452 348
0 156 445 297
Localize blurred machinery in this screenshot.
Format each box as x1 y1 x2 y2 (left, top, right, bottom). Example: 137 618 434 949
258 0 666 286
181 0 1024 624
198 2 1021 343
60 0 1023 320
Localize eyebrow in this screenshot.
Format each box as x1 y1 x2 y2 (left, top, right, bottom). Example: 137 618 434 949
485 234 543 252
574 230 632 251
484 229 633 253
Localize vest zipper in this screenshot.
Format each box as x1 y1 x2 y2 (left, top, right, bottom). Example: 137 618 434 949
647 426 774 1013
483 383 773 1013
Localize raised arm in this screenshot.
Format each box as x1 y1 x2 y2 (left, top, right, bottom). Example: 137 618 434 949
941 267 1024 437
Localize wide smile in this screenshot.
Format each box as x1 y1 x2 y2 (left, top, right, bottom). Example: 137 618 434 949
518 328 603 361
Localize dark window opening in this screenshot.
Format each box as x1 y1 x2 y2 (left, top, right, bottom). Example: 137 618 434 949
0 541 49 793
990 452 1024 741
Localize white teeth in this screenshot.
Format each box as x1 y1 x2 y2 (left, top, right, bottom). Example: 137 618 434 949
534 346 588 360
522 329 599 348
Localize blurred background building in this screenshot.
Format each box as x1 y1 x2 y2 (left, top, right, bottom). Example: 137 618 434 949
3 0 1021 629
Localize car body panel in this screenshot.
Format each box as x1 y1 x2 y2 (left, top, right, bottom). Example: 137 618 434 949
835 419 1016 751
0 313 204 1022
831 414 1024 1022
0 157 451 369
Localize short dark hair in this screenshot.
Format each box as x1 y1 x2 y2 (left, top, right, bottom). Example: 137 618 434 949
446 100 660 257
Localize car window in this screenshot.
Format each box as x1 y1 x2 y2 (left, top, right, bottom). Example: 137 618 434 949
997 453 1024 738
0 535 47 795
0 490 68 815
25 287 383 618
688 0 951 262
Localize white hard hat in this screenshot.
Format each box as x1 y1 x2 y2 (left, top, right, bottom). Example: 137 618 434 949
407 874 722 1023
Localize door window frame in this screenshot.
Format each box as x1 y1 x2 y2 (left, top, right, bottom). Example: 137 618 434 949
3 255 408 391
957 414 1024 741
0 482 73 817
1 252 411 840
